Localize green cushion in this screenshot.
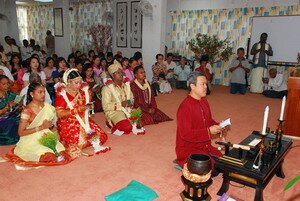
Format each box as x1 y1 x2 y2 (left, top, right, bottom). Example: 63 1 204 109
104 180 158 201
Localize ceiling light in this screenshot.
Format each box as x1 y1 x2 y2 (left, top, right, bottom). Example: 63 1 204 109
34 0 53 2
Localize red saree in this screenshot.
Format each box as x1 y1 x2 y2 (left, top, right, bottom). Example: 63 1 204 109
55 88 108 148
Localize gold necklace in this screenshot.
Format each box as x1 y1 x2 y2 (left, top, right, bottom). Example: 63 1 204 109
66 87 78 97
31 102 44 110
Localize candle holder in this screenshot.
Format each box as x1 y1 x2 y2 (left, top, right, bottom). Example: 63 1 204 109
252 132 266 171
278 119 284 131
274 119 284 155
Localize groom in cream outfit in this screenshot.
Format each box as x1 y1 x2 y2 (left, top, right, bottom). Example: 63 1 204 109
250 33 273 93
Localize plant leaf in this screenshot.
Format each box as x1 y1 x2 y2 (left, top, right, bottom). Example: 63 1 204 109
284 176 300 191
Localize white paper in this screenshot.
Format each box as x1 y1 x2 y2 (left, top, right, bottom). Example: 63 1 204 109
112 129 124 136
92 84 99 89
248 138 261 147
220 118 231 128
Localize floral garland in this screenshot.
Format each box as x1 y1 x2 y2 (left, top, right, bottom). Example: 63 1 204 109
134 79 151 104
104 77 132 118
58 83 95 137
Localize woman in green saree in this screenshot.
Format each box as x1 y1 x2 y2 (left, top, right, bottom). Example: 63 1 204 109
0 75 20 145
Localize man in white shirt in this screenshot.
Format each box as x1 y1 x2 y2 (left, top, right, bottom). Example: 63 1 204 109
163 53 176 87
20 39 33 61
262 68 287 99
3 36 19 59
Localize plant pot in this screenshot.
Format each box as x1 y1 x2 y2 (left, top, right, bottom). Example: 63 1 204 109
187 154 212 175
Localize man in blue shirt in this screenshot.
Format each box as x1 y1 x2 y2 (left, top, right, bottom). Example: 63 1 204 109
174 57 191 89
229 48 251 94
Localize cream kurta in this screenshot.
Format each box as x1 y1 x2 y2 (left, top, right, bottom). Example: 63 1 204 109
102 82 134 126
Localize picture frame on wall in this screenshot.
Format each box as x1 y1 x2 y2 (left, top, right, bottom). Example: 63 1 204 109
116 2 127 47
130 1 142 48
53 8 63 37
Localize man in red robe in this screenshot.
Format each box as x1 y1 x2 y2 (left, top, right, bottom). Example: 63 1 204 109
130 66 172 126
176 71 223 168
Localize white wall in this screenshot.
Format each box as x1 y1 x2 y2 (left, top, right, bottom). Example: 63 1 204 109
53 0 71 59
165 0 300 49
112 0 167 80
167 0 299 10
142 0 167 80
0 0 20 46
112 0 142 58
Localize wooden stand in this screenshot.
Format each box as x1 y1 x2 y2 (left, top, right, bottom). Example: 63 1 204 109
285 77 300 137
180 176 212 201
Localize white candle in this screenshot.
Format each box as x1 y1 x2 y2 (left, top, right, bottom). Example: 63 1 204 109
262 106 269 135
279 96 286 121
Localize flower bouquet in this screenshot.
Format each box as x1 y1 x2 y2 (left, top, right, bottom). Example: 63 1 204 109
39 131 64 162
130 107 142 127
130 107 145 135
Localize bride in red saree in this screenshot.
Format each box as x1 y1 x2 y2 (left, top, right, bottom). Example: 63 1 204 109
55 69 110 155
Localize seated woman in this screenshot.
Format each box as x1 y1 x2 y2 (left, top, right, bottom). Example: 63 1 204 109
10 54 25 93
55 69 110 154
130 66 172 126
22 56 46 87
0 75 20 145
81 63 103 112
5 82 72 166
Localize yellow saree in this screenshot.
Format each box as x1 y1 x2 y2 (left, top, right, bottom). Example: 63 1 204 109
14 103 65 161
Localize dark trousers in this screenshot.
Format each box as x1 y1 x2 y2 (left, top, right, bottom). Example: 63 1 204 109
151 82 160 96
262 90 288 99
167 78 176 88
230 83 246 94
176 81 187 89
46 83 55 103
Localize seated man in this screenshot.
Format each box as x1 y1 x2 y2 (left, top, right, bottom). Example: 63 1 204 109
262 68 288 99
102 60 145 135
195 57 213 94
229 47 251 95
163 53 176 88
151 54 168 96
130 65 172 126
176 71 224 169
174 57 191 90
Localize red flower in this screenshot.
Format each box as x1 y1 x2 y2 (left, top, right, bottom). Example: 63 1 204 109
123 77 130 83
129 116 137 121
105 79 113 86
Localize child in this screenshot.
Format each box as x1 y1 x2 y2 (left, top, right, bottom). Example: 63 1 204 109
158 73 172 94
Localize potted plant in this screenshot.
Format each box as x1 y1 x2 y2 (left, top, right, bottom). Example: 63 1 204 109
187 33 233 65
